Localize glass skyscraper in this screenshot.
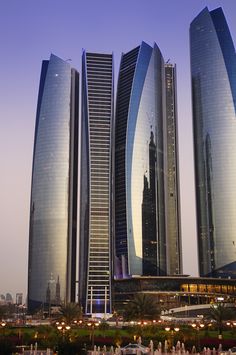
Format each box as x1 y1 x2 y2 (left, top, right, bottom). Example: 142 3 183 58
114 42 167 277
28 54 79 311
190 7 236 278
79 52 113 315
164 63 182 275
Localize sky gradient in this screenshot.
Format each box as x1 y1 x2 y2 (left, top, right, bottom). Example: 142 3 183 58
1 0 236 301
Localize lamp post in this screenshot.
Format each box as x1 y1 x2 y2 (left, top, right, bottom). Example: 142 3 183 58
226 321 236 328
226 321 236 336
191 323 204 352
73 319 83 326
87 321 99 348
0 321 6 342
56 321 71 342
165 326 180 349
1 321 6 332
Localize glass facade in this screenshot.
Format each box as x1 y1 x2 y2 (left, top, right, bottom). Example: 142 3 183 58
79 52 113 315
28 54 79 311
113 276 236 313
115 42 167 277
164 64 182 275
190 7 236 278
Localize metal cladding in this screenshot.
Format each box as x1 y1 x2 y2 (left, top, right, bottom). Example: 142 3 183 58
164 63 182 275
190 7 236 278
79 52 113 315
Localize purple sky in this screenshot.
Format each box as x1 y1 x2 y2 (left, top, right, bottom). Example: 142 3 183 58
1 0 236 301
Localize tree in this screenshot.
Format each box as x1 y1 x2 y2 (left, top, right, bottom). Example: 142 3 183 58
59 303 82 324
207 303 236 337
0 304 16 320
98 320 109 337
123 293 160 321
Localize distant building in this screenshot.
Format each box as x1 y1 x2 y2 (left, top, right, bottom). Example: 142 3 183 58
28 54 79 311
5 293 13 303
16 293 23 305
79 52 113 315
190 7 236 278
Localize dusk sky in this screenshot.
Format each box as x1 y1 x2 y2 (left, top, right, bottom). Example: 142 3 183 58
1 0 236 301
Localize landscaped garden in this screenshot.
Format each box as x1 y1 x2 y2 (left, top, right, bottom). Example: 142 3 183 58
0 299 236 354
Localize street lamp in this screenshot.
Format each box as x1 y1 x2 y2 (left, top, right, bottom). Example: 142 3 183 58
191 323 204 352
87 321 99 348
165 326 180 349
73 319 83 326
226 320 236 337
137 321 148 326
226 321 236 327
0 321 6 338
56 321 71 342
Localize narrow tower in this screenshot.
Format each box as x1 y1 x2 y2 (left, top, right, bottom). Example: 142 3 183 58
79 52 113 315
164 63 182 275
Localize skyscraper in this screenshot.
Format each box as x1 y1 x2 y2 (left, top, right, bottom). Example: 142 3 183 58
79 52 113 315
164 63 182 275
114 42 167 277
190 7 236 278
28 54 79 311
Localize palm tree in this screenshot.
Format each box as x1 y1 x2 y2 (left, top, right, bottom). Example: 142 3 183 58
123 293 160 321
59 302 82 324
207 303 236 337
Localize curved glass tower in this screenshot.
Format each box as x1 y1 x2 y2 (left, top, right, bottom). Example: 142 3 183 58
190 7 236 278
28 54 79 311
115 42 167 277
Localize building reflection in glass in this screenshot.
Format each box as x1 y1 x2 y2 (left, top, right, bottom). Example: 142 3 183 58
115 42 167 277
142 131 158 275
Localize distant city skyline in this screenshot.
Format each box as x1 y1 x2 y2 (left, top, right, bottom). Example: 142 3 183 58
1 0 236 297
